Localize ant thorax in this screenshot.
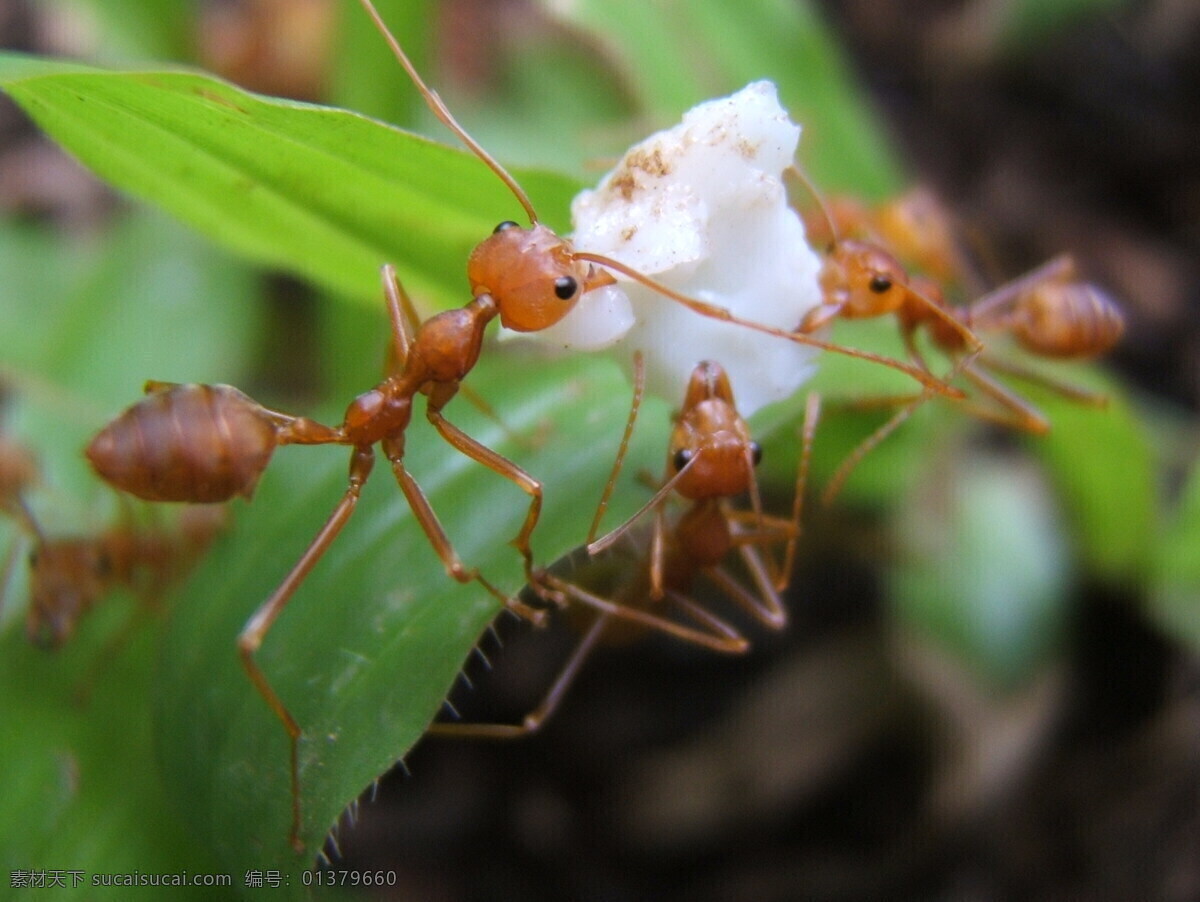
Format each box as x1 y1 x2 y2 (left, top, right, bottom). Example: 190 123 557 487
509 81 823 416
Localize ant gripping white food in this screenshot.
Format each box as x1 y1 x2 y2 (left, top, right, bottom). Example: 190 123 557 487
509 81 826 417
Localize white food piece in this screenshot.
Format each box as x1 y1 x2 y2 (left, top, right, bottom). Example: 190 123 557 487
506 81 824 415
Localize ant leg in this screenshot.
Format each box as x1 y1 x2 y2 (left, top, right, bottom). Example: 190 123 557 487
962 365 1051 434
821 346 984 506
967 255 1076 325
702 553 787 630
380 435 474 584
588 351 647 546
781 391 820 588
423 407 543 585
542 573 748 654
377 434 539 623
426 612 612 739
977 355 1109 407
821 391 932 507
237 444 375 854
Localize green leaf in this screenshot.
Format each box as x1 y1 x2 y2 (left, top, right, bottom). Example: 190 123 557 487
0 624 237 901
1148 455 1200 652
0 55 582 311
1020 366 1155 582
891 452 1074 689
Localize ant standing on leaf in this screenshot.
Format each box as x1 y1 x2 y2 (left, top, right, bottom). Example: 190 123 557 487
789 171 1125 502
429 354 820 738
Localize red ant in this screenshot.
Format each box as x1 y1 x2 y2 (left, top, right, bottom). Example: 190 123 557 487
22 503 226 652
790 173 1125 501
430 355 818 737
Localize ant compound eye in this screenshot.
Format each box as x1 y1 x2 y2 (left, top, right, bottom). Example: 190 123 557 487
869 274 893 294
493 221 520 234
750 442 763 466
553 276 578 301
673 448 694 471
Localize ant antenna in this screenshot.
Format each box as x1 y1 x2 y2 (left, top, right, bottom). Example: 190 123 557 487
357 0 539 225
786 164 839 249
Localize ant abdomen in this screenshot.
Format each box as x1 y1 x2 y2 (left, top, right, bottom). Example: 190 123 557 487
1010 281 1126 359
87 383 281 503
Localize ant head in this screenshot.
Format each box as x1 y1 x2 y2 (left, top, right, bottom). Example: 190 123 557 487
468 223 615 332
829 239 910 318
669 363 757 500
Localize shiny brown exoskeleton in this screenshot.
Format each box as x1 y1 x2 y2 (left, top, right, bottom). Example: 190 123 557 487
430 357 820 739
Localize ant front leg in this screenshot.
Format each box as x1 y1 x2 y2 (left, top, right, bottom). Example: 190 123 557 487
237 444 374 853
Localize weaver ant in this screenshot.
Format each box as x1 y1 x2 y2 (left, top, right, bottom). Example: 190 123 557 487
430 355 818 738
791 173 1125 501
19 503 226 652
